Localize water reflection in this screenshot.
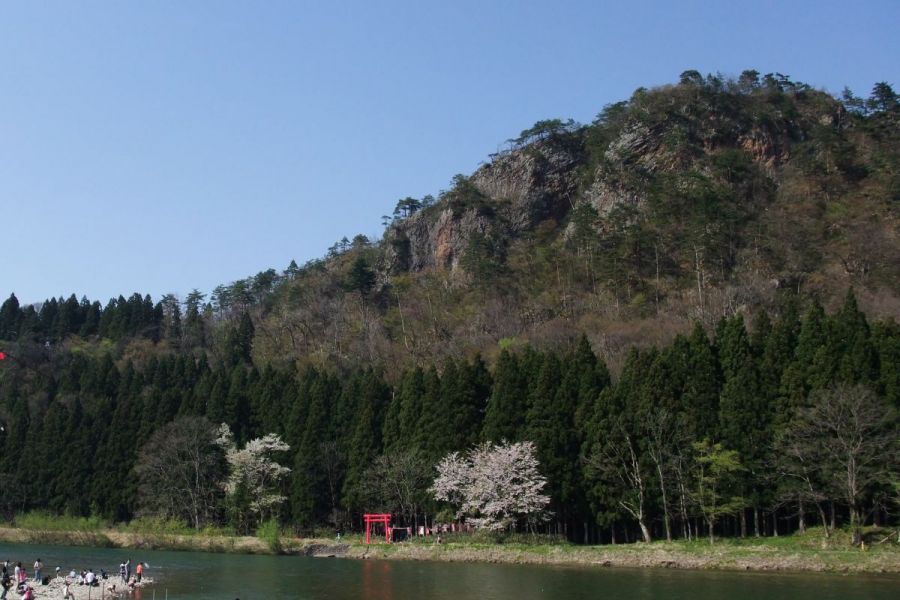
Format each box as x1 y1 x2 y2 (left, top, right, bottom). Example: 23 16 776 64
361 560 394 600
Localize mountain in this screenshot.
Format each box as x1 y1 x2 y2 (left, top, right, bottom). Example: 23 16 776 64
1 71 898 376
245 70 899 374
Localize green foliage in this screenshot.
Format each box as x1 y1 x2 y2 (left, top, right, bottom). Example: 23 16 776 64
256 517 282 553
345 256 376 297
690 440 746 543
460 232 505 285
443 174 491 216
510 118 578 147
14 511 107 532
482 350 527 442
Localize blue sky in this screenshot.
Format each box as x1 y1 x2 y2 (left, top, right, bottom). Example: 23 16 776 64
1 0 897 304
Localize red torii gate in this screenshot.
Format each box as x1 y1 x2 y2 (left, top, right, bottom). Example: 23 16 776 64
364 513 391 544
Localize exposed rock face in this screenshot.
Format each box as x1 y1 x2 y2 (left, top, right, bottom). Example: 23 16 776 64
472 139 584 232
383 90 821 278
388 207 494 272
385 138 585 274
580 124 659 220
582 177 647 219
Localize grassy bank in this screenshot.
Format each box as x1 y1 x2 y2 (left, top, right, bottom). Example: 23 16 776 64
1 515 898 574
346 528 900 574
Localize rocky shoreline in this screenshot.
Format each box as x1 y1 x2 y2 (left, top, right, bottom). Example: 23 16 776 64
23 575 154 600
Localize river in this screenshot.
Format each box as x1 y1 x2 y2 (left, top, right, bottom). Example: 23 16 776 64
0 541 897 599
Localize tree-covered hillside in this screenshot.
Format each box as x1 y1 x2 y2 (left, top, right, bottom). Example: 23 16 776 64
0 71 898 544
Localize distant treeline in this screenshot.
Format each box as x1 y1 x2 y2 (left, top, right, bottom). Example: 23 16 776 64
0 290 896 544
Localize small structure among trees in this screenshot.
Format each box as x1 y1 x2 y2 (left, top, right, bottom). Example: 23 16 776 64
363 513 392 544
431 441 550 531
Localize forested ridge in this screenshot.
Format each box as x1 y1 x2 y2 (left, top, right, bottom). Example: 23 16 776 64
1 70 898 544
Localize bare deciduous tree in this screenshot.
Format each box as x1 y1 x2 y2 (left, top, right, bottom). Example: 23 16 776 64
364 450 431 529
318 440 346 528
587 417 653 543
782 385 898 545
133 417 225 529
774 424 832 537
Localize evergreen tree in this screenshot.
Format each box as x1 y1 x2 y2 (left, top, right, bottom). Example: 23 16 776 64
184 289 207 348
206 371 228 424
292 371 339 527
341 370 390 514
346 256 376 297
225 366 252 443
833 289 878 385
872 319 900 407
525 352 579 523
781 301 827 408
0 293 20 339
682 323 721 440
482 350 527 442
717 315 770 535
396 367 427 447
412 366 443 459
226 313 255 366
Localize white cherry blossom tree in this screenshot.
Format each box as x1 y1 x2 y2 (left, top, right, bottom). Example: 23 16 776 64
216 424 291 527
431 441 550 531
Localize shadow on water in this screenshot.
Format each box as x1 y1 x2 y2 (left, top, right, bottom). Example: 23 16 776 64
1 541 898 600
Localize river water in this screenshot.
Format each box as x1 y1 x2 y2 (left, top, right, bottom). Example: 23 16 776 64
0 541 897 599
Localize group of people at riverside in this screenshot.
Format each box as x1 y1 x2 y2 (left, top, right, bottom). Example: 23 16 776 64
1 558 147 598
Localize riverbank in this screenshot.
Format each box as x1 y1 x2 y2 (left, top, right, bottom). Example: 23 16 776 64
1 526 898 575
0 526 272 555
347 533 900 574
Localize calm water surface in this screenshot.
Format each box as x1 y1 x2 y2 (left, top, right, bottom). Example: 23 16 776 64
1 541 897 600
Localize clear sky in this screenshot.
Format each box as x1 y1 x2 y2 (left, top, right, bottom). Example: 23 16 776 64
1 0 897 304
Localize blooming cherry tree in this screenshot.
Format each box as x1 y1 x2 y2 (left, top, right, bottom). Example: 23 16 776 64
431 441 550 531
216 424 291 525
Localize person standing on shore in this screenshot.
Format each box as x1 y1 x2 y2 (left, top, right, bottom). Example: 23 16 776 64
62 578 75 600
1 566 10 600
32 559 42 583
135 562 143 583
125 559 131 582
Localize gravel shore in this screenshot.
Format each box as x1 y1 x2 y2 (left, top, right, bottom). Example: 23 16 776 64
9 575 154 600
